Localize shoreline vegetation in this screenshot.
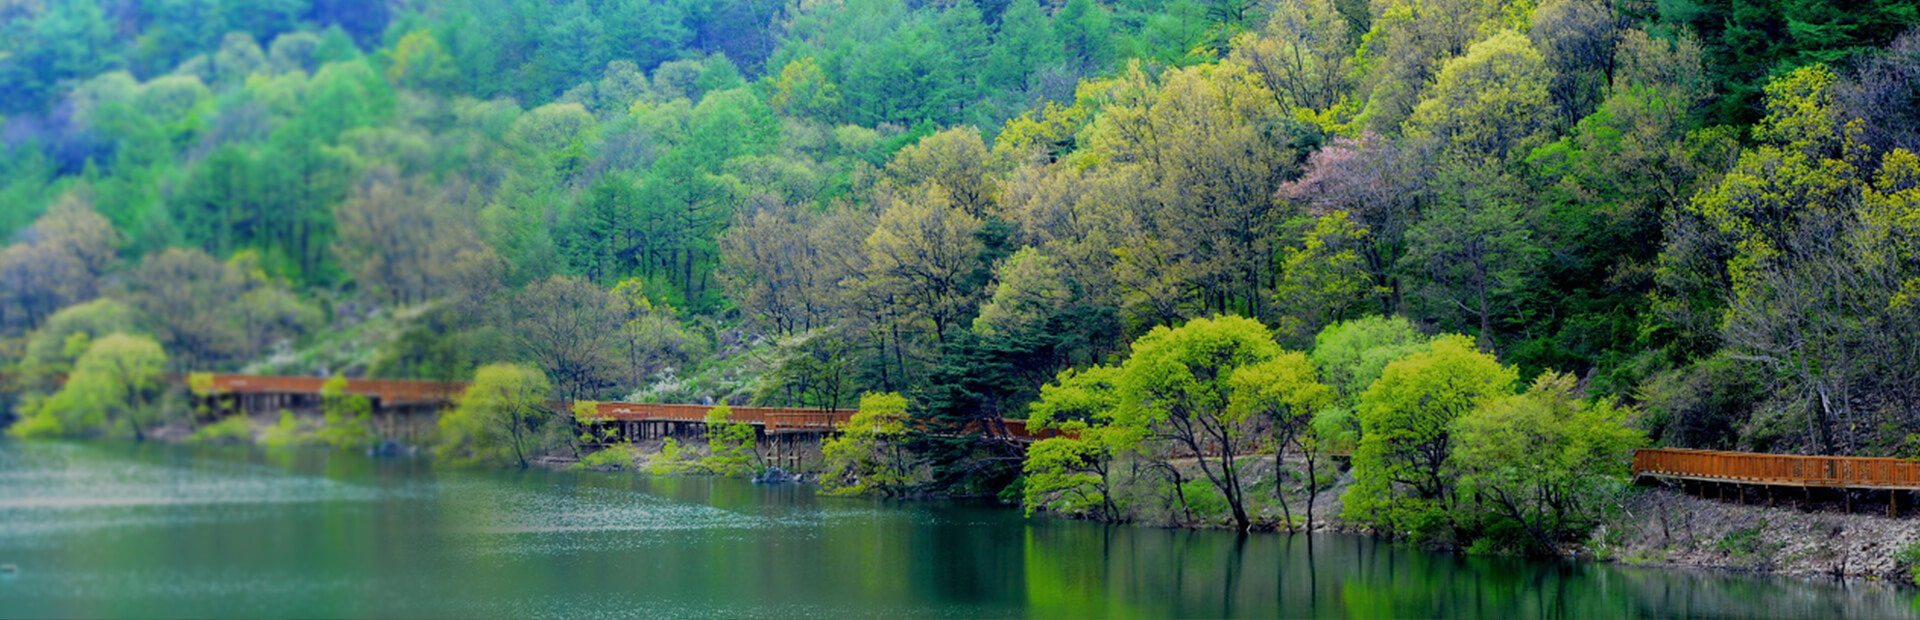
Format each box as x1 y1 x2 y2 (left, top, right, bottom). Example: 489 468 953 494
4 0 1920 602
10 316 1919 585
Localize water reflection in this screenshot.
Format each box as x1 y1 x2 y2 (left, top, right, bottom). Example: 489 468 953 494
0 439 1915 619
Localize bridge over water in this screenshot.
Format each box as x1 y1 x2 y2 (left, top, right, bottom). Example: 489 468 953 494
89 371 1920 509
193 373 1057 439
186 373 1061 469
1632 448 1920 516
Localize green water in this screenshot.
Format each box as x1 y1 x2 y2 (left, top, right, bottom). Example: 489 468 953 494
0 440 1913 619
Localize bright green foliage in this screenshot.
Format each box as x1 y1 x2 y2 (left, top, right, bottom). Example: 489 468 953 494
1451 372 1645 554
1309 315 1432 402
646 438 699 475
437 363 555 468
1344 335 1516 540
973 247 1072 337
768 57 841 118
1114 315 1285 530
189 415 254 443
1273 211 1374 342
1404 30 1556 162
574 445 638 470
820 392 921 497
701 404 761 477
385 30 458 91
1226 349 1336 528
1661 64 1920 454
9 333 167 440
572 400 620 444
1898 540 1920 586
1022 365 1130 519
9 298 142 393
1227 352 1335 443
259 410 310 448
314 377 375 450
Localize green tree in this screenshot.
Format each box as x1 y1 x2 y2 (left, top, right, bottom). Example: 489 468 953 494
820 392 921 496
1344 334 1515 540
864 185 985 344
1452 372 1644 554
314 376 375 450
1113 315 1282 530
385 30 458 91
1309 314 1432 402
1661 64 1920 454
1273 211 1374 342
1401 164 1544 347
886 127 998 217
1225 350 1335 529
437 363 555 468
9 298 142 395
9 334 167 440
972 247 1072 338
701 404 761 477
768 56 842 119
1404 29 1557 163
1022 365 1133 520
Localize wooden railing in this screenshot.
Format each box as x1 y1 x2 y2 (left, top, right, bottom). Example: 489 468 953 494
201 374 463 406
587 402 852 430
765 412 852 432
1633 448 1920 489
185 373 1069 442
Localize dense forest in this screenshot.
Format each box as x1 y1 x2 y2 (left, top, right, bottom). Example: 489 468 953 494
3 0 1919 543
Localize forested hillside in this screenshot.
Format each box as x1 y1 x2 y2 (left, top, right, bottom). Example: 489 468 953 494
3 0 1917 472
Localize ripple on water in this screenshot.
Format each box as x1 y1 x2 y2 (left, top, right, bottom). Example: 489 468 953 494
0 442 383 546
426 480 893 558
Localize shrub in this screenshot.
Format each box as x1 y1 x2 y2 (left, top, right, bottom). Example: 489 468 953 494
189 415 253 443
574 445 638 471
1895 539 1920 586
259 411 311 447
646 438 699 474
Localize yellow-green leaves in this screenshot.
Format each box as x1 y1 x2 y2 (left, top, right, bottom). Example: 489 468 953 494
1344 335 1514 537
972 247 1072 338
1404 29 1555 162
1451 372 1644 554
702 403 759 477
1755 64 1840 152
1274 211 1374 341
315 376 375 450
437 363 553 468
768 57 841 119
9 333 167 440
820 392 921 496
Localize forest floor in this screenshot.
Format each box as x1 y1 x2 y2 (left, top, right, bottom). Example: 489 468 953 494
1603 484 1920 582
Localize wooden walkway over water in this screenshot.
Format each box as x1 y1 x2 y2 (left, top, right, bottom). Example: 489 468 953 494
193 373 1058 441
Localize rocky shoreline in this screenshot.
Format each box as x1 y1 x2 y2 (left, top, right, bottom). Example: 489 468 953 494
141 418 1920 586
1601 485 1920 583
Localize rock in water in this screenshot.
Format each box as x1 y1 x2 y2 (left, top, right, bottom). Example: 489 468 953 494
753 467 796 484
367 439 408 458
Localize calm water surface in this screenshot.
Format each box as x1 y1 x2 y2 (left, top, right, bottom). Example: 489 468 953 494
1 439 1915 619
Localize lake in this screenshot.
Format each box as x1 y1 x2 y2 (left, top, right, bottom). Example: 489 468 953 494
0 439 1914 618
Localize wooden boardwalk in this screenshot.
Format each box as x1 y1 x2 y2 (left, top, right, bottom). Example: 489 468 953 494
202 374 460 407
192 373 1058 441
1633 448 1920 490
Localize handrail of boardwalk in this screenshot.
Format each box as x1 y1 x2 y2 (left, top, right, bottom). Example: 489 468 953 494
189 373 1064 442
1632 448 1920 489
201 374 464 406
